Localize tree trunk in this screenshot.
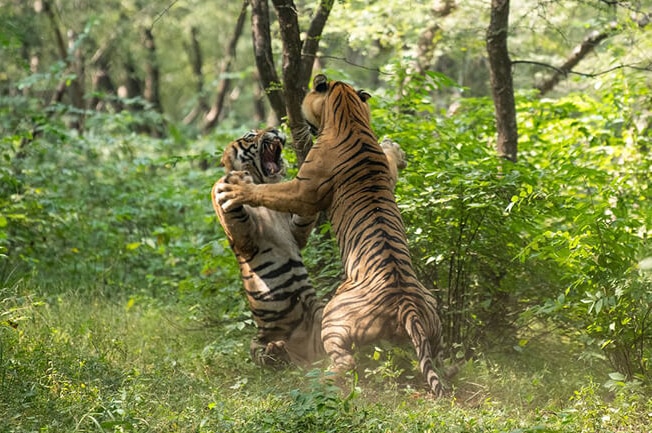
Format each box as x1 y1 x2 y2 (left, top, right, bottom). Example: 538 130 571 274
90 59 120 112
43 0 85 129
252 71 267 123
248 0 334 163
203 1 249 131
143 27 162 113
414 0 456 75
88 40 122 113
122 55 144 101
263 0 333 163
271 0 312 163
183 27 209 125
486 0 517 162
250 0 286 124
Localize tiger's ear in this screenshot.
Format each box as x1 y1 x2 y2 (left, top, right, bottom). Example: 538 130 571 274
313 74 328 92
357 89 371 102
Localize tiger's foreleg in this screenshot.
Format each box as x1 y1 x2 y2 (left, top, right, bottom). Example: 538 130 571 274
215 173 326 217
212 172 258 256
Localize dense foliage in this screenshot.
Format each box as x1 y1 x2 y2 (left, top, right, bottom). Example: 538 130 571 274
2 73 651 428
371 70 652 383
3 66 651 372
1 0 651 431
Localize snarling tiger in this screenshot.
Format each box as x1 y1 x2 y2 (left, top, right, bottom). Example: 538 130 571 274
211 128 324 367
216 75 444 395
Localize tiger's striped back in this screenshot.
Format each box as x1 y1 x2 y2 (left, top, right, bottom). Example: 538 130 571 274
305 75 444 395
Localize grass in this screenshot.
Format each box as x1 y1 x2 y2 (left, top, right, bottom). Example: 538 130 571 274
2 281 650 433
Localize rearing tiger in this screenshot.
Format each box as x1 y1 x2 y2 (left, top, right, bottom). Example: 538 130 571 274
212 128 324 367
216 75 444 395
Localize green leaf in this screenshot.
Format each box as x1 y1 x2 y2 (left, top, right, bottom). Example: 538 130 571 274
126 242 141 251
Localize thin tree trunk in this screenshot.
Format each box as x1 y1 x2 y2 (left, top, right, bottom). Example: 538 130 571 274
250 0 286 124
252 71 267 123
486 0 517 162
299 0 334 86
414 0 456 75
90 60 119 112
43 0 85 129
203 1 249 131
271 0 312 163
249 0 334 163
183 27 209 125
123 55 144 101
270 0 335 164
88 40 122 112
143 27 162 113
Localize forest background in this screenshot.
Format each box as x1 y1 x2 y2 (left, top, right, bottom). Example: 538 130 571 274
1 0 652 432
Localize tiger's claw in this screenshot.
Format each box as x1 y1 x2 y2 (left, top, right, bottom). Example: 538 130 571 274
215 171 255 211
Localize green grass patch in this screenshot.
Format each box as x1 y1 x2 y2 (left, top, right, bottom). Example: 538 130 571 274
2 283 650 433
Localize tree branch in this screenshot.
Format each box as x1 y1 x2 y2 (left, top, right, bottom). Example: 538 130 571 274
183 27 208 126
299 0 334 86
534 13 650 96
535 22 618 95
512 59 652 79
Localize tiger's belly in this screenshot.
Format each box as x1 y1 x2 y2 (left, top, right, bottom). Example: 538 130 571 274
230 207 324 366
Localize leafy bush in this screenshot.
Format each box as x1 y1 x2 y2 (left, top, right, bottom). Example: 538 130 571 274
0 94 247 329
371 69 652 383
515 79 652 382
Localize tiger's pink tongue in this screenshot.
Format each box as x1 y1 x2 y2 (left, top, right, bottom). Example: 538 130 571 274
265 161 279 174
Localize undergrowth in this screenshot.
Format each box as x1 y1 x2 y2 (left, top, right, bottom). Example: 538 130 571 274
2 283 650 432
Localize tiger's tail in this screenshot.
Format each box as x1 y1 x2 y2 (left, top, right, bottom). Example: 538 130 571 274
403 307 443 396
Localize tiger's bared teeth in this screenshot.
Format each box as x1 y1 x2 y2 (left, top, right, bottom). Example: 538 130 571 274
261 137 284 176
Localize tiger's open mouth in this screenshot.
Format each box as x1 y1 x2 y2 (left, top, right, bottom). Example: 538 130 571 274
261 134 284 177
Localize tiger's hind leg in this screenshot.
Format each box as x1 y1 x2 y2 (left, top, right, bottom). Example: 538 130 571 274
321 307 357 378
322 333 356 375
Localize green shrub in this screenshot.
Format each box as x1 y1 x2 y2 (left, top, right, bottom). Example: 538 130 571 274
371 69 652 384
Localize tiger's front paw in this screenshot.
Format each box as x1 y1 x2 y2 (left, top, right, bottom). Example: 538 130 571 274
380 138 407 170
250 340 292 367
214 183 245 212
224 170 254 185
215 171 255 211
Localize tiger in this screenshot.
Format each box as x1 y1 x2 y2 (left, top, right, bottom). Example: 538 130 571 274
215 74 444 395
211 128 324 367
212 128 409 368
